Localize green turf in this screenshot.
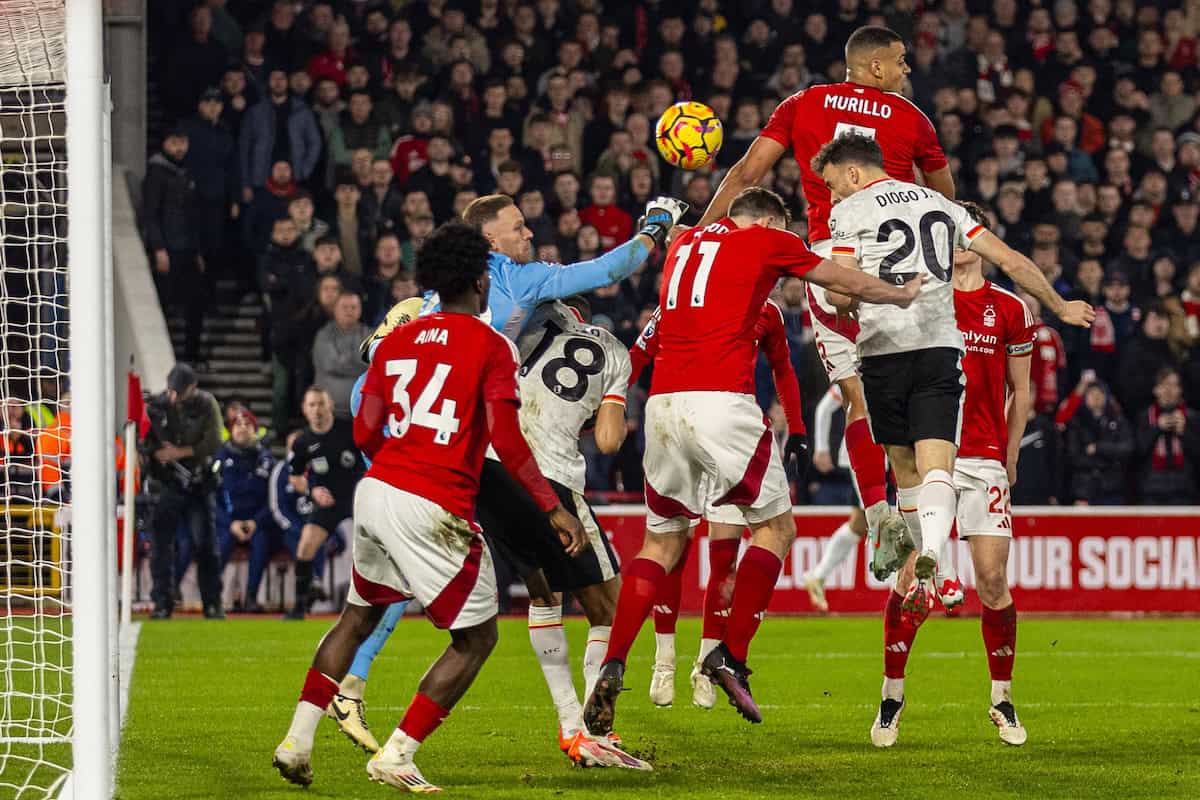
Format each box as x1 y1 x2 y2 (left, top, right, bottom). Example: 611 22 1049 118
114 616 1200 800
0 616 73 799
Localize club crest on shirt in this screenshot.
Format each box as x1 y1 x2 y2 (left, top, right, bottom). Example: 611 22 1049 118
311 456 329 474
983 305 997 327
340 450 357 469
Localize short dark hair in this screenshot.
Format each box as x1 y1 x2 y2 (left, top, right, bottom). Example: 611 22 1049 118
1155 366 1179 385
958 201 990 229
314 234 340 249
728 186 790 224
810 132 884 173
845 26 903 59
416 222 490 303
462 194 514 229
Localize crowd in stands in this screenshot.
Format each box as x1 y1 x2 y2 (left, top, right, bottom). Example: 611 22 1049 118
130 0 1200 537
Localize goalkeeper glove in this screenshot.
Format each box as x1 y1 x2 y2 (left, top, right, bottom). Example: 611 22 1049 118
637 197 689 248
783 433 811 482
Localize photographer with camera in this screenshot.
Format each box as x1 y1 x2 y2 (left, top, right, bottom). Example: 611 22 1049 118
142 363 225 619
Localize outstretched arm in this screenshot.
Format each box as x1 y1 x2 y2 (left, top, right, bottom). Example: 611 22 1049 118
698 136 786 227
970 231 1095 327
804 259 923 307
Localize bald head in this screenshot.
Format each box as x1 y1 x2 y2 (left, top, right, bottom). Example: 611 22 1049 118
844 26 909 92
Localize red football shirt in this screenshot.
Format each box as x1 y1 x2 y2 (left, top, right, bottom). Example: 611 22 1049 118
359 312 520 519
630 299 805 433
760 83 948 243
1029 323 1067 415
578 204 633 252
650 218 820 396
954 282 1036 463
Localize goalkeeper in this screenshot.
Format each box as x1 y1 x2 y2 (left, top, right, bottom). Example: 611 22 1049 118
323 194 687 756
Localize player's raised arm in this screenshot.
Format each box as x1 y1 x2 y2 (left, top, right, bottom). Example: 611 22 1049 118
698 135 787 227
627 306 661 385
806 259 924 307
968 230 1095 328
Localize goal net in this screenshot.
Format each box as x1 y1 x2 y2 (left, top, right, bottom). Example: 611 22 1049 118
0 0 75 796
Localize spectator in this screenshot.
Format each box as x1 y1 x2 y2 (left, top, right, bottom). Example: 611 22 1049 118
142 364 224 619
238 69 322 201
164 5 228 117
421 4 490 74
271 274 341 433
399 213 435 272
214 408 276 613
1065 380 1134 505
1011 403 1060 506
144 127 208 365
330 91 393 174
388 102 433 185
359 158 404 236
263 0 303 72
310 235 360 291
312 291 371 419
287 190 330 253
203 0 242 57
406 135 457 222
181 88 238 277
1118 302 1177 418
243 159 298 253
0 399 36 502
365 232 404 323
306 21 357 87
496 160 525 198
258 216 309 354
35 390 70 501
526 70 585 160
579 173 632 252
1136 368 1200 505
331 177 369 278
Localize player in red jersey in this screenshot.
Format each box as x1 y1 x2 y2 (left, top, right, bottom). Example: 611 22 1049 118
871 204 1033 749
273 223 586 792
583 187 921 735
629 300 809 709
698 25 955 579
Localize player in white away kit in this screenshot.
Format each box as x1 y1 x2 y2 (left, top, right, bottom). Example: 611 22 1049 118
814 135 1093 731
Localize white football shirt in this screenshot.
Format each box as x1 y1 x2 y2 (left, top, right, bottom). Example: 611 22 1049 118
515 301 631 493
827 178 985 358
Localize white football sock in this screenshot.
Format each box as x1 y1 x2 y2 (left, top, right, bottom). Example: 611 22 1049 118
698 637 721 662
339 673 366 701
583 625 610 699
991 679 1013 706
882 677 905 701
811 522 860 581
937 537 959 583
896 486 924 553
917 469 957 562
529 605 584 736
384 727 420 758
654 632 676 667
285 701 324 751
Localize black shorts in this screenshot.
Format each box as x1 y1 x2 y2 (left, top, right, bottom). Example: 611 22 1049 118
305 501 353 534
860 347 964 447
476 460 619 593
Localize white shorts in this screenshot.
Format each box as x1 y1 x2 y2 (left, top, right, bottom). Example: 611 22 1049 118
643 392 791 534
704 485 747 527
347 478 498 629
807 239 860 384
954 457 1012 539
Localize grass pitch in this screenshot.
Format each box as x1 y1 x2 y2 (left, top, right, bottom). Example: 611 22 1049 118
114 616 1200 799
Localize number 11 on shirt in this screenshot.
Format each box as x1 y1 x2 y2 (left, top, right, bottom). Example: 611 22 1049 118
666 241 722 309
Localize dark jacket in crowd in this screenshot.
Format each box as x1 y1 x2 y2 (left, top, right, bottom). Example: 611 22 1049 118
259 240 312 312
142 153 197 253
1066 398 1135 504
268 457 310 535
1012 412 1061 505
214 440 275 534
239 97 323 188
181 114 239 204
1117 335 1176 418
1135 403 1200 504
164 36 228 117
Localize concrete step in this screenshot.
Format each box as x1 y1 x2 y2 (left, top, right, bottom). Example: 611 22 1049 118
202 384 273 401
171 330 260 346
203 344 264 360
204 359 272 374
168 316 259 333
200 371 272 388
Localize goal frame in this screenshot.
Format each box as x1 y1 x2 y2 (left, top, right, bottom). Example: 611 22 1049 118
66 1 116 797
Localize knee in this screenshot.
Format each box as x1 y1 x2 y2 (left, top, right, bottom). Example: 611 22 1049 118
638 533 687 570
975 566 1009 607
466 623 499 661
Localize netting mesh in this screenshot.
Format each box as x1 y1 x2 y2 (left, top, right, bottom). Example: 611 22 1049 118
0 1 72 796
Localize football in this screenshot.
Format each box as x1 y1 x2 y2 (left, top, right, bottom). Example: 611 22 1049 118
655 100 724 170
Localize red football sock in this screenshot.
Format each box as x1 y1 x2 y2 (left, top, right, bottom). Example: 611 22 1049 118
299 667 339 708
981 603 1017 681
653 537 691 634
398 692 450 742
883 590 920 679
605 557 666 664
702 538 739 640
845 418 887 508
722 546 781 663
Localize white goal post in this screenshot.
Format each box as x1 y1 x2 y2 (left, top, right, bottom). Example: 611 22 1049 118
0 1 117 798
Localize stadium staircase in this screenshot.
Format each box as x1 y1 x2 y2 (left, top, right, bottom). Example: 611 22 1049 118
166 279 272 428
